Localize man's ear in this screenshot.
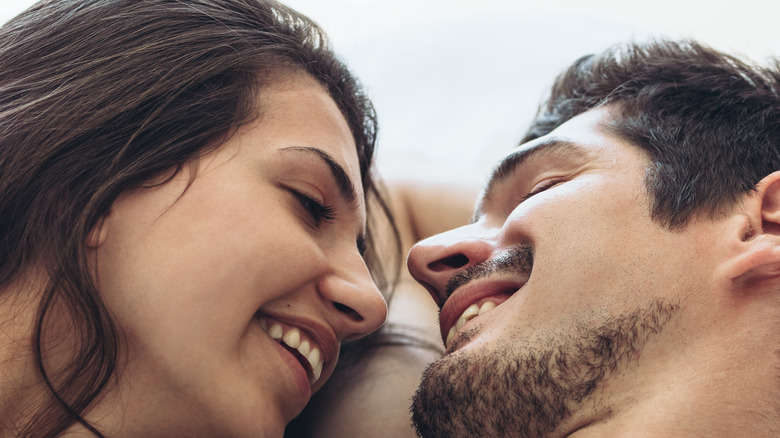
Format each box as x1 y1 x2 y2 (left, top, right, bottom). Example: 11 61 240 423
86 216 108 248
759 172 780 236
728 171 780 285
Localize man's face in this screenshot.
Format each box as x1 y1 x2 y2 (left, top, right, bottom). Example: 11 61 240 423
407 107 718 437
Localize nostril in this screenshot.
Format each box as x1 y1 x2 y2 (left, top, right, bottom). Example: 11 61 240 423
333 301 363 322
429 253 469 272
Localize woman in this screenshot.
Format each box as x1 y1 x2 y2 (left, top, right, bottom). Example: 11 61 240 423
0 0 398 436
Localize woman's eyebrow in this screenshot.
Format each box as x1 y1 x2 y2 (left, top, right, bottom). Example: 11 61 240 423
280 146 359 207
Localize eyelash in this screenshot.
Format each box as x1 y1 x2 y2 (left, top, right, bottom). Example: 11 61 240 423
292 189 367 256
521 179 564 201
291 190 336 227
356 236 367 257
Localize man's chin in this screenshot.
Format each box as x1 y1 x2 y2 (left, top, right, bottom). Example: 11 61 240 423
411 300 681 438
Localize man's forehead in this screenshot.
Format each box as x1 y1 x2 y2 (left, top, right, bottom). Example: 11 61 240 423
523 106 617 152
490 108 616 181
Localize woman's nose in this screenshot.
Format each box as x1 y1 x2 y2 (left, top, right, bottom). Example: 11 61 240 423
318 256 387 341
407 225 495 306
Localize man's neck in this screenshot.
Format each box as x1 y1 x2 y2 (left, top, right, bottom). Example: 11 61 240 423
567 301 780 437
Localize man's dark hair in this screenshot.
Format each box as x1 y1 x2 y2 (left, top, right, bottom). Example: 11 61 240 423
523 40 780 230
0 0 398 436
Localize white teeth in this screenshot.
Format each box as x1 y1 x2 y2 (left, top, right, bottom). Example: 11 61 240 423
462 304 480 320
298 340 311 357
446 325 457 347
479 301 496 314
283 328 301 349
307 348 320 371
269 324 283 340
307 348 322 383
445 300 499 347
260 318 325 385
312 360 322 382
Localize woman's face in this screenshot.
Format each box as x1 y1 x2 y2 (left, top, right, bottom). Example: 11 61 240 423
87 74 387 436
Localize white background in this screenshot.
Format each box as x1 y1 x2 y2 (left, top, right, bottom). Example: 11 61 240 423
2 0 779 184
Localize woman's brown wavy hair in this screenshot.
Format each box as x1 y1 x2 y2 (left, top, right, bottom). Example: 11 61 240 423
0 0 398 435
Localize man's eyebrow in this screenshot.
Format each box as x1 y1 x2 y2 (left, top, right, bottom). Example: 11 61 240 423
280 146 358 206
475 139 589 220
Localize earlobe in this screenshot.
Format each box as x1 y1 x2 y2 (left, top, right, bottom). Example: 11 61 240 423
86 217 108 248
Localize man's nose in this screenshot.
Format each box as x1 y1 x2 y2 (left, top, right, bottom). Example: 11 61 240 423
407 225 495 306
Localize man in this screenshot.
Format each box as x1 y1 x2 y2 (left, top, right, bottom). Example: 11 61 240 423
407 40 780 437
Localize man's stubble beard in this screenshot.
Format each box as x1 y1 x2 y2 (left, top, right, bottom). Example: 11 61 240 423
410 245 680 438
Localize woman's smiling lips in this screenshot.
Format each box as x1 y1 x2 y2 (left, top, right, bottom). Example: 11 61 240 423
256 314 338 400
439 279 525 348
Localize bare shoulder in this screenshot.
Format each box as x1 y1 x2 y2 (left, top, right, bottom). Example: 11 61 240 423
389 178 480 244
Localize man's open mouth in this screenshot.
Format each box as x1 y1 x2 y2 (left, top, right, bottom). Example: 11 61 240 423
439 281 522 349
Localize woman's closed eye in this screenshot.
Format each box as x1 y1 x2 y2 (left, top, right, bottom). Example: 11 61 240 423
290 190 336 227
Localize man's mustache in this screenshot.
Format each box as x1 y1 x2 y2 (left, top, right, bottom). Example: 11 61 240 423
444 244 534 302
